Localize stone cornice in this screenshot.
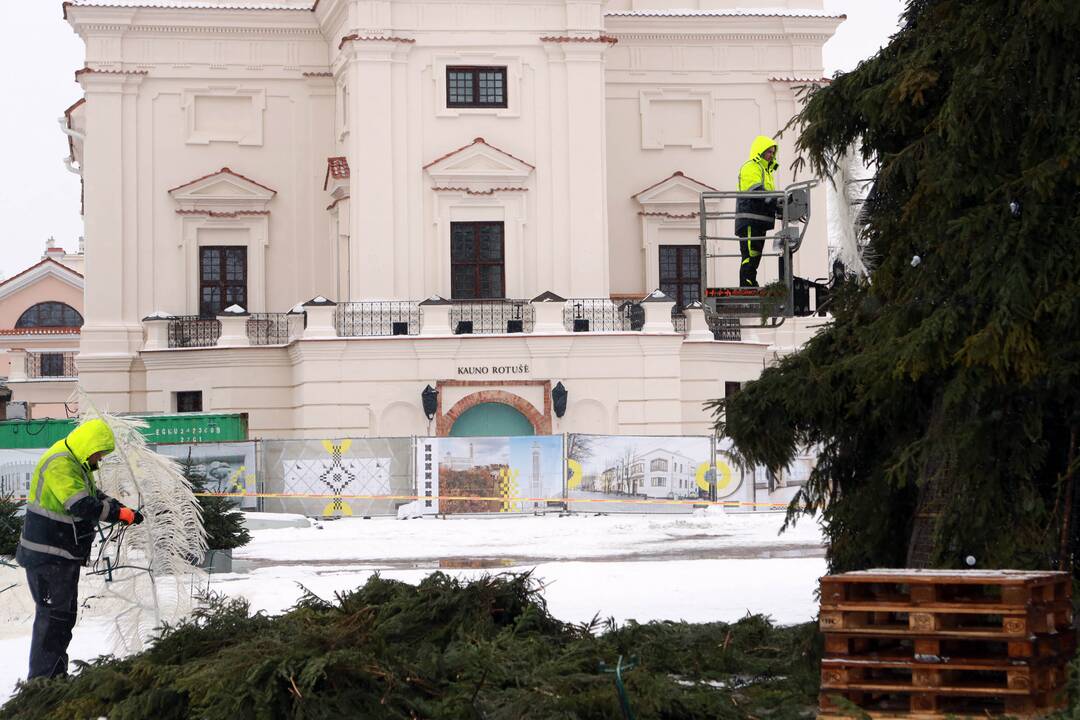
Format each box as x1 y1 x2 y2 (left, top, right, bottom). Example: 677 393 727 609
608 32 835 43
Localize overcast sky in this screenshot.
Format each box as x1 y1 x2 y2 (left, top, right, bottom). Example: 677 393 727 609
0 0 903 278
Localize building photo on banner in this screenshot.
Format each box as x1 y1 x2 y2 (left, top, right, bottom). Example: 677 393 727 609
566 434 753 512
416 435 564 515
153 441 258 510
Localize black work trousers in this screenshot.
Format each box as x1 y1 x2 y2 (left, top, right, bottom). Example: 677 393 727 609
25 560 81 680
739 227 766 287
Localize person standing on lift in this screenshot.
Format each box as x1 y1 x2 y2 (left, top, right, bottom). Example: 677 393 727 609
735 136 783 287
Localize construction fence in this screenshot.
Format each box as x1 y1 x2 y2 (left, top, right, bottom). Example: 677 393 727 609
1 435 814 517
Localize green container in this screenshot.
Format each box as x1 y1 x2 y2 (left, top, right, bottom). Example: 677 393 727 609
0 413 248 449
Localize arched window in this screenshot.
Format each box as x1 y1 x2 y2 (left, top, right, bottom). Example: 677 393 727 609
650 458 669 472
15 302 83 328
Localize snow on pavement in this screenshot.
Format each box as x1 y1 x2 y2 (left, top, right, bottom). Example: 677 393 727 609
0 511 826 704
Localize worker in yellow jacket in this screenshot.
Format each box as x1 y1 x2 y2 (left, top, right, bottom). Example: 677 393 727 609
735 135 781 287
16 419 143 680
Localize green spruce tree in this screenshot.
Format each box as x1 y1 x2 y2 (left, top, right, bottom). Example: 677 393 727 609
0 493 23 558
180 450 251 552
712 0 1080 572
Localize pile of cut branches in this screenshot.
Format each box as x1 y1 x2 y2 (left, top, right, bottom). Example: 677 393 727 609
1 572 820 720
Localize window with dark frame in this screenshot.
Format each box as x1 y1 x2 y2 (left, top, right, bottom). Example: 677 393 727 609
199 246 247 317
450 222 505 299
39 353 66 377
446 66 507 108
15 302 83 328
659 245 701 309
725 381 743 399
176 391 203 413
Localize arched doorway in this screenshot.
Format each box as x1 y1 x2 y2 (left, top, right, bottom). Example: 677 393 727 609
449 402 534 437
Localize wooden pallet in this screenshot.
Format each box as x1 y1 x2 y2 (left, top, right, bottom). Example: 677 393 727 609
818 570 1073 719
821 656 1065 694
819 687 1067 717
820 570 1070 608
823 631 1076 661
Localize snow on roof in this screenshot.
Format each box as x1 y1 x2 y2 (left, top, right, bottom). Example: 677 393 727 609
605 8 845 19
65 0 314 11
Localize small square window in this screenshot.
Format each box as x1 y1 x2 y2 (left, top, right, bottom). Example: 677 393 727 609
446 66 507 108
176 391 203 413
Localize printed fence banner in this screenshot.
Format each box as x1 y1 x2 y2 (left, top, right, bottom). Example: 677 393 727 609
565 434 754 512
0 448 39 498
154 441 258 509
416 435 564 515
261 437 413 517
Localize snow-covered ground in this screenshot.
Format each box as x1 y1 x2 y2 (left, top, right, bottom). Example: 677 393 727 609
0 510 826 703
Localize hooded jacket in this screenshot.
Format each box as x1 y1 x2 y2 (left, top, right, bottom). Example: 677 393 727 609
16 419 124 567
735 135 780 237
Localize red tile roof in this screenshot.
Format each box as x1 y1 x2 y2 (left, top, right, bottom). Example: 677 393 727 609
0 327 82 336
769 76 833 84
323 156 350 191
74 66 149 80
167 167 277 195
539 35 618 44
632 170 717 199
605 9 845 18
432 187 530 195
64 1 314 18
338 34 415 49
423 137 535 171
175 209 271 217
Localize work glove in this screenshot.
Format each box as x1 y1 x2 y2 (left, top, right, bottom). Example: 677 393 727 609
118 507 145 525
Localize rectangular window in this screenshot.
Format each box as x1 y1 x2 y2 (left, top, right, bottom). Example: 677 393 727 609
725 381 743 399
199 246 247 317
446 66 507 108
659 245 701 309
176 391 203 413
39 353 66 377
451 222 505 299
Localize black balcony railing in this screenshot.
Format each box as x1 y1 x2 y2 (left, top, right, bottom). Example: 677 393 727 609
246 313 293 345
26 351 77 379
708 315 742 341
671 307 688 334
168 316 221 348
450 299 534 334
563 299 640 332
336 302 421 337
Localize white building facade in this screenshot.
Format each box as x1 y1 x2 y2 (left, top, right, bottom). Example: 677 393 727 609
64 0 842 439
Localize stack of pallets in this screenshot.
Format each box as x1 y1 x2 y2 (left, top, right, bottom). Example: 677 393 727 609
817 569 1074 719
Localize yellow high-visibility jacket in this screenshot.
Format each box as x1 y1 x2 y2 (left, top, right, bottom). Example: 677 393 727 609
16 419 123 566
735 135 780 238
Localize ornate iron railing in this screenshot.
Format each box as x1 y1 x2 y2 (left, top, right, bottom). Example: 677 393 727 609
246 313 292 345
450 299 534 334
168 316 221 348
25 351 77 379
708 315 742 341
671 307 688 334
563 299 640 332
336 302 421 337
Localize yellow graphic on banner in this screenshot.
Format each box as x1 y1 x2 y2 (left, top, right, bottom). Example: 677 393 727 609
319 439 356 516
497 467 521 512
567 459 583 490
695 460 733 492
228 466 249 493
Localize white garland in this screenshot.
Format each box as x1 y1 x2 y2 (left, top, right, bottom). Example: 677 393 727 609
78 392 208 653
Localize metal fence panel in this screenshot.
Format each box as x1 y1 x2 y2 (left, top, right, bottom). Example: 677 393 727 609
259 437 414 517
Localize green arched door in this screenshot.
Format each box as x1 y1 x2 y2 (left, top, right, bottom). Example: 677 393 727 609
449 402 534 437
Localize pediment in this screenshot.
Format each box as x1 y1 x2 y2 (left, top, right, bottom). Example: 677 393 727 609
169 167 276 212
0 259 83 303
424 137 534 186
633 171 717 209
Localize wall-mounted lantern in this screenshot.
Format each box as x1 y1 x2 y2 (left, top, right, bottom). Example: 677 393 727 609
421 384 439 420
552 381 568 418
